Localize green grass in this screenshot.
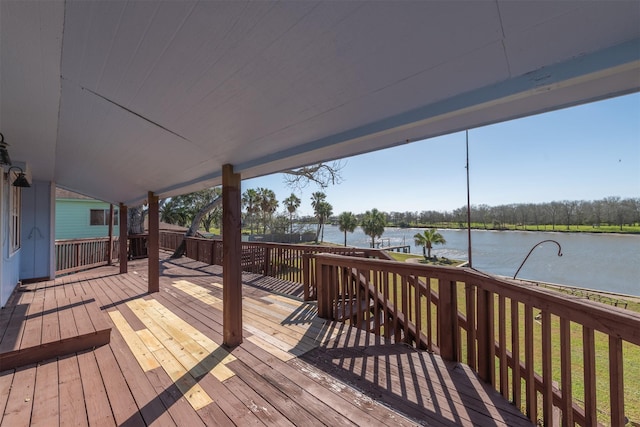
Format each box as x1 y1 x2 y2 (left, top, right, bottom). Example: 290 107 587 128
259 244 639 424
386 252 422 262
199 227 220 235
406 222 640 234
416 257 465 266
495 297 640 425
443 282 640 425
358 270 640 425
386 252 466 266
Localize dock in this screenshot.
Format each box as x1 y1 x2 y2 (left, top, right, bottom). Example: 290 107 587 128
374 244 412 253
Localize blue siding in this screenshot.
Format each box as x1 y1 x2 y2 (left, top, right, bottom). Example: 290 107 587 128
56 199 120 239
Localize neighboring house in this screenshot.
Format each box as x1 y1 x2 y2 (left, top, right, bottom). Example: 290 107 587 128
55 188 119 240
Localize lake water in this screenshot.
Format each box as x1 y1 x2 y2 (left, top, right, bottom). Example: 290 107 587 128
315 225 640 297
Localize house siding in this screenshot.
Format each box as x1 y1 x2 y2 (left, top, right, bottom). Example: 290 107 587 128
20 181 55 281
56 199 120 240
1 171 21 307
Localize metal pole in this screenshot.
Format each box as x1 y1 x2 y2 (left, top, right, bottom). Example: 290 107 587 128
513 240 563 279
466 130 473 268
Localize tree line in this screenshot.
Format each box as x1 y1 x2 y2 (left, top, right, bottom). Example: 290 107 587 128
380 197 640 231
157 190 639 243
239 188 387 246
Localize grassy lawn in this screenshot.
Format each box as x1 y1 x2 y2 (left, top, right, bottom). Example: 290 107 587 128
386 252 466 266
258 244 638 424
386 252 421 262
411 222 640 234
359 269 639 425
497 296 640 425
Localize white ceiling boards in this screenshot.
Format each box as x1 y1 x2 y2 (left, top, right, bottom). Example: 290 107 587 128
1 1 639 205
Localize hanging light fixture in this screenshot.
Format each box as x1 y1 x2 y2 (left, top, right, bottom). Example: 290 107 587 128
0 133 11 166
8 166 31 188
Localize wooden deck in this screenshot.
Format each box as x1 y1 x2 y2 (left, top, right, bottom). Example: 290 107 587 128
0 254 532 426
0 288 111 372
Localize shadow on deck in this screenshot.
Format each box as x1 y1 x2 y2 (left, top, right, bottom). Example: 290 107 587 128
0 254 531 426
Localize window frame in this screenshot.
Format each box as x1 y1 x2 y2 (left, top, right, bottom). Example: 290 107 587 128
90 208 119 226
9 178 21 254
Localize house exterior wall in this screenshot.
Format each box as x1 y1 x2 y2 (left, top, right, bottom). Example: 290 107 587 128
20 181 55 281
1 171 21 307
55 199 119 240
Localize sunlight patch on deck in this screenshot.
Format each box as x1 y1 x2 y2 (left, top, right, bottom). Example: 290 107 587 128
108 311 161 372
173 280 222 305
109 297 238 411
171 279 343 362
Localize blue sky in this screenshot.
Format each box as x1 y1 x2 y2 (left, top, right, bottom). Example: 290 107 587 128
243 93 640 217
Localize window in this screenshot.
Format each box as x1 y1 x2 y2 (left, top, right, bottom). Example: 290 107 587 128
10 184 21 253
90 208 118 226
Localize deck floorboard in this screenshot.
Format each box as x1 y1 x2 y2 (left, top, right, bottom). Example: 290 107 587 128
0 254 532 426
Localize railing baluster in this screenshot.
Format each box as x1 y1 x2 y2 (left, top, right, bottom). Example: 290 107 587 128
511 299 521 410
393 273 401 342
466 283 476 370
346 267 353 323
302 253 311 301
499 295 508 399
263 246 270 276
583 326 597 426
525 304 537 423
560 317 573 427
75 243 80 270
402 275 410 344
609 335 624 427
383 270 390 340
542 310 553 425
426 276 433 352
373 270 381 335
414 275 421 348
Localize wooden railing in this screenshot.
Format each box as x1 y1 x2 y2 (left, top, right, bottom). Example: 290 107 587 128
55 237 119 275
158 231 391 300
128 234 148 259
313 253 640 427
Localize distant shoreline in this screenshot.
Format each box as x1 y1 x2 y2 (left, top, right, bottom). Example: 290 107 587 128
386 224 640 235
510 277 640 311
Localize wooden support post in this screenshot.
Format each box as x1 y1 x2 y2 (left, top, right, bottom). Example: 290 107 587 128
107 204 114 265
438 280 459 361
119 204 128 274
222 164 242 347
148 192 159 293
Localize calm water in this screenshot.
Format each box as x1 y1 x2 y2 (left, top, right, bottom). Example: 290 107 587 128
316 225 640 296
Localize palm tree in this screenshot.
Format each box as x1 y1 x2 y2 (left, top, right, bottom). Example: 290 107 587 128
242 189 260 235
257 188 278 234
338 211 358 246
311 192 327 242
413 228 446 259
283 193 301 234
160 198 188 226
310 191 326 210
361 208 386 248
316 201 333 243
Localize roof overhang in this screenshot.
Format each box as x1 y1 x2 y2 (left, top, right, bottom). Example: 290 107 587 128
1 1 639 205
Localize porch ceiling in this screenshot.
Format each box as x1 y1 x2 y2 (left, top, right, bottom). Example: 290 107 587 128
1 1 639 205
